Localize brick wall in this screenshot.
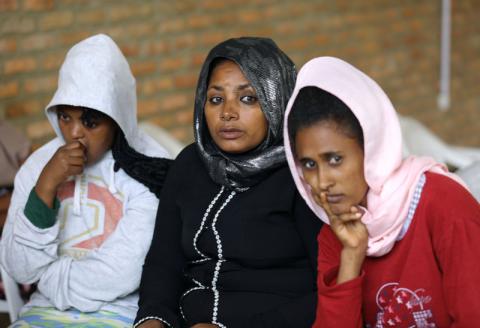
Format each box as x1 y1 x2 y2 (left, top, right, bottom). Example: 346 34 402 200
1 0 479 149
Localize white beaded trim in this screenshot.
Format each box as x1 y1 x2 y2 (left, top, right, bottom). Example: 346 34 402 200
180 286 207 321
182 187 234 326
190 257 210 264
193 186 225 259
397 174 426 240
134 316 171 328
210 190 236 325
192 277 205 287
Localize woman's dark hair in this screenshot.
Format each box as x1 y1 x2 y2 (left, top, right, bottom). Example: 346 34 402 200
56 105 172 197
112 130 172 198
288 86 364 150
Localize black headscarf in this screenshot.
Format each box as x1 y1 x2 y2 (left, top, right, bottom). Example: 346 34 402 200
194 37 297 191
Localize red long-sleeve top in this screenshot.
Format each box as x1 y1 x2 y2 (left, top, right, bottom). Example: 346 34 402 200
313 172 480 327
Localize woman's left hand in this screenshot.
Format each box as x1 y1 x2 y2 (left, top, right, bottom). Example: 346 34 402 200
316 192 368 284
191 324 219 328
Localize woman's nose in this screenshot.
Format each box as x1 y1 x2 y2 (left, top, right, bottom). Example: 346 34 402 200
220 101 239 121
318 167 333 192
70 122 85 139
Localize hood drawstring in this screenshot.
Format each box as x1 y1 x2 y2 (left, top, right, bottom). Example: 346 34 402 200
72 160 116 217
108 160 117 195
73 175 82 216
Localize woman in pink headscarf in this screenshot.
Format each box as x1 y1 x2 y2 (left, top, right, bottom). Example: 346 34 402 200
284 57 480 327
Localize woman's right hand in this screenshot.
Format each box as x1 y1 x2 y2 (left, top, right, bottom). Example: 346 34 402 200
137 320 166 328
35 141 86 207
317 192 368 284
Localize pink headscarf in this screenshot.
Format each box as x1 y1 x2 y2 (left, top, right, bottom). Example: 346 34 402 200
284 57 465 257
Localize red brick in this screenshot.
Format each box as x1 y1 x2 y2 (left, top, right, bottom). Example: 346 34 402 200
282 37 309 52
150 114 176 129
0 0 17 10
120 43 140 57
0 81 19 98
39 11 74 30
202 0 227 10
76 9 106 25
23 0 53 11
42 52 65 70
119 22 155 39
264 6 285 20
170 126 192 144
173 1 195 13
5 99 43 119
0 16 35 33
147 40 170 55
20 34 56 51
187 15 210 29
4 58 36 74
106 23 154 40
174 74 197 89
109 3 151 22
191 53 206 67
238 10 262 24
0 38 17 53
201 31 227 47
159 57 184 72
160 94 189 112
214 12 235 26
26 119 54 140
140 78 173 96
158 18 185 33
314 35 330 45
131 61 157 77
24 75 57 94
176 109 193 125
60 31 92 47
138 99 160 117
174 34 196 50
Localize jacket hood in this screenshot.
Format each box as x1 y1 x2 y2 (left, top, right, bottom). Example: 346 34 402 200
45 34 157 156
284 57 464 256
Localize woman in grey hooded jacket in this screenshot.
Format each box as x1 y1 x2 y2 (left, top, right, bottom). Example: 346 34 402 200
0 34 171 327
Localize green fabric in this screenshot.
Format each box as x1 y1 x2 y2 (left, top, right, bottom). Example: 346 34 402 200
10 307 133 327
24 188 59 229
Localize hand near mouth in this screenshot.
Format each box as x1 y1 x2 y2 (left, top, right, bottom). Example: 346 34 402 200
35 141 87 208
317 191 368 284
318 192 367 251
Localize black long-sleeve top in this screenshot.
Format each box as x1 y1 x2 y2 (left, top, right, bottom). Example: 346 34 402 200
135 144 323 328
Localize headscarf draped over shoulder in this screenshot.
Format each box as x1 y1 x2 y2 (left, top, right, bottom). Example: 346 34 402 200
194 37 297 191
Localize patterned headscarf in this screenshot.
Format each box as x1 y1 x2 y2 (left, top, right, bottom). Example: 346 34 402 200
194 37 296 191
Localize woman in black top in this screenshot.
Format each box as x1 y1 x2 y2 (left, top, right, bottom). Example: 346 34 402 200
135 37 323 328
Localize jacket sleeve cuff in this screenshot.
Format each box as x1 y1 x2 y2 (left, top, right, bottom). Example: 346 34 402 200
24 187 59 229
319 265 364 291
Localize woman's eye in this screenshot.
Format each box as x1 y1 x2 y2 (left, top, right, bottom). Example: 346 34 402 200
209 96 223 105
57 112 69 121
301 159 316 169
83 120 98 129
240 95 258 104
328 155 342 165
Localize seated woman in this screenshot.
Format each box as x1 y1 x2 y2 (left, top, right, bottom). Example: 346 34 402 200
1 34 171 327
134 37 323 328
284 57 480 327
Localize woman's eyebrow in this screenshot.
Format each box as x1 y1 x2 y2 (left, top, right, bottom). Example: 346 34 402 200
208 85 223 91
236 83 252 91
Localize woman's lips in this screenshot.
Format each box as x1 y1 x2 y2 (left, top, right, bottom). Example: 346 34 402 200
218 127 244 139
326 194 344 204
